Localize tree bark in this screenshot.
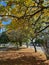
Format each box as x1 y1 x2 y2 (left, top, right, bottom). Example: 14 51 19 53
33 42 37 52
16 42 19 50
26 42 28 48
19 41 22 47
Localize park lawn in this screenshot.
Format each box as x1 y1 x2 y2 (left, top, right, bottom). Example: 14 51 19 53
0 48 49 65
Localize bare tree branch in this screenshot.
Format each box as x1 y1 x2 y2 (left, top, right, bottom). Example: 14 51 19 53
0 6 49 19
37 25 49 33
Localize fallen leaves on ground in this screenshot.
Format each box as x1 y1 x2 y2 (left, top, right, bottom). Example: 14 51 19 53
0 48 49 65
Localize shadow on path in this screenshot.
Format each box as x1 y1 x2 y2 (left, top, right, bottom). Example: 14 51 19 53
0 55 47 65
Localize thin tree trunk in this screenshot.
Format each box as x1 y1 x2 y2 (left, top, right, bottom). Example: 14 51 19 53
16 42 19 50
33 42 37 52
19 41 22 47
26 42 28 48
32 38 37 52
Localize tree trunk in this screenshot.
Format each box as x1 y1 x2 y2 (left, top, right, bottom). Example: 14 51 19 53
16 42 19 50
33 43 37 52
26 42 28 48
19 41 22 47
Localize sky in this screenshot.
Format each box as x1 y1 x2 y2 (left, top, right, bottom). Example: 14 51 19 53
0 1 7 7
0 1 12 25
2 19 11 25
0 19 11 33
0 1 11 33
0 1 11 25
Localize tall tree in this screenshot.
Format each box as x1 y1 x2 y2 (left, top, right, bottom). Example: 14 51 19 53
0 0 49 52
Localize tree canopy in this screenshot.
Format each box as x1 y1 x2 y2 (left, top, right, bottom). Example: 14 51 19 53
0 0 49 43
0 32 9 44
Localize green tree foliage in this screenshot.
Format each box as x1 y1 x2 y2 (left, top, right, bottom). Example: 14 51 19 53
0 32 10 44
0 0 49 47
35 38 44 44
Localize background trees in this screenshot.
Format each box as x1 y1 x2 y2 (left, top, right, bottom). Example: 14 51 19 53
0 0 49 52
0 32 9 44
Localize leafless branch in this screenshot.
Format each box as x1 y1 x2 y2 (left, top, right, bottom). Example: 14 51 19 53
37 25 49 33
